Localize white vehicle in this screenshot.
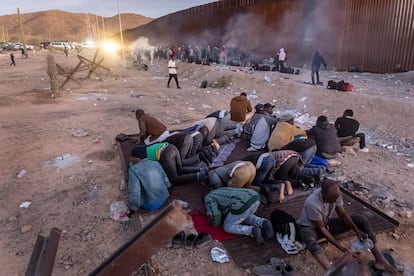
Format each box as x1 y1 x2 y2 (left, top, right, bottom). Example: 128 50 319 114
49 42 69 49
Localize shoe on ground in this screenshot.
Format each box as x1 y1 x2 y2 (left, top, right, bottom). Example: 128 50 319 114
252 264 282 276
359 147 370 152
252 226 265 245
262 219 275 240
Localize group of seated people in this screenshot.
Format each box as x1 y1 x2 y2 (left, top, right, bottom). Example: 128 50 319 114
124 93 396 274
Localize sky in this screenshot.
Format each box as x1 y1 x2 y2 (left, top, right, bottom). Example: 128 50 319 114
1 0 217 18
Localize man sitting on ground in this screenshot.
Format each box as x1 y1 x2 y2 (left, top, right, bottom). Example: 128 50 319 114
334 109 368 152
230 92 253 123
135 109 169 145
297 179 396 273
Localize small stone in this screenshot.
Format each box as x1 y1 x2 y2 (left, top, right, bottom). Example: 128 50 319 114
399 210 412 218
391 233 400 240
119 179 126 191
8 216 17 223
382 198 391 205
64 265 71 270
21 225 32 233
384 211 395 218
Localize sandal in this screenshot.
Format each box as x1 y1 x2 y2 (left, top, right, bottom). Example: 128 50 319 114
194 233 212 249
171 231 186 249
184 233 197 250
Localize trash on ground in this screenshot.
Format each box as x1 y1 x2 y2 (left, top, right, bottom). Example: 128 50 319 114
211 247 230 263
42 154 81 169
110 201 130 222
19 201 32 208
72 129 89 137
16 169 27 178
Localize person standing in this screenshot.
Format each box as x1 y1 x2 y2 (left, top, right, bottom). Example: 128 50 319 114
277 48 286 72
167 55 180 88
311 51 327 85
10 53 16 66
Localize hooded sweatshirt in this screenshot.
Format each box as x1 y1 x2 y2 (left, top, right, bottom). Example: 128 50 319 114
306 117 341 155
230 95 253 122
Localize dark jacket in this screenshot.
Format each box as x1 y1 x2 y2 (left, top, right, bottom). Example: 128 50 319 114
334 116 360 137
307 120 341 155
230 95 252 122
311 51 327 70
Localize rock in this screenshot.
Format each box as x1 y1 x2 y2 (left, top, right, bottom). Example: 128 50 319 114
119 179 126 191
384 210 395 218
21 224 32 233
8 216 17 223
391 233 400 240
399 210 412 218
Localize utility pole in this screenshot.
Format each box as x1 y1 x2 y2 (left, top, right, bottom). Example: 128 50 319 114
17 7 28 58
101 0 106 41
116 0 124 62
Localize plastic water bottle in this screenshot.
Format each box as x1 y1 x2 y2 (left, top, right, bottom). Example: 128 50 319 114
17 169 27 178
350 238 374 251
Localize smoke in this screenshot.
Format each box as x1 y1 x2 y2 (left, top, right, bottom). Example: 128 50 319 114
127 36 155 52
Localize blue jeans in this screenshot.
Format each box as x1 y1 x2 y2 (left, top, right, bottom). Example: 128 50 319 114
252 155 275 186
223 201 264 236
301 164 326 179
300 145 317 165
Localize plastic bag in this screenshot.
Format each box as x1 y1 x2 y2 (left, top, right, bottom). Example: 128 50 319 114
110 201 130 222
211 247 230 263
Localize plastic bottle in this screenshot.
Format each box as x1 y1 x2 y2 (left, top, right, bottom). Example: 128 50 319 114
350 238 374 251
17 169 27 178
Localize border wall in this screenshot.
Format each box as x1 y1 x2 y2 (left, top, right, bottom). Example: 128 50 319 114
124 0 414 73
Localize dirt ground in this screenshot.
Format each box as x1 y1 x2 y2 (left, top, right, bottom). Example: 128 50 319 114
0 49 413 276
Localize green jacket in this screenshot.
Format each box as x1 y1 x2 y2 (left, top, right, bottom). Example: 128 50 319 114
204 187 260 227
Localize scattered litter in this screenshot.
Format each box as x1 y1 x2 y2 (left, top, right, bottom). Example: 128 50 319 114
211 247 230 263
264 76 271 83
71 129 89 138
129 94 144 98
92 138 100 144
407 163 414 168
188 107 195 110
202 104 212 109
176 200 189 209
350 238 374 251
19 201 32 208
110 201 130 222
42 154 81 169
16 169 27 178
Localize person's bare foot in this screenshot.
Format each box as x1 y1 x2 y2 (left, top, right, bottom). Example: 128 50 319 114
285 180 293 195
279 183 286 202
373 262 398 274
211 139 220 151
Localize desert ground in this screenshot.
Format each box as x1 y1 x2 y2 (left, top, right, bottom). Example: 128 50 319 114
0 48 413 276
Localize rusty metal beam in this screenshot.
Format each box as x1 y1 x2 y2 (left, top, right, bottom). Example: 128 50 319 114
89 201 192 276
26 227 61 276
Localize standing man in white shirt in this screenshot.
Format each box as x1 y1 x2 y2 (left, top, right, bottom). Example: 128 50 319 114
167 55 180 89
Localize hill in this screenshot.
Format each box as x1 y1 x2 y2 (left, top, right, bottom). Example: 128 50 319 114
0 10 152 44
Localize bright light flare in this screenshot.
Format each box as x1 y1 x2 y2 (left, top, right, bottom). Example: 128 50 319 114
102 40 120 54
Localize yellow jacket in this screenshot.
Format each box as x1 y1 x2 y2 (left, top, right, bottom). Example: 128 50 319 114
267 122 307 151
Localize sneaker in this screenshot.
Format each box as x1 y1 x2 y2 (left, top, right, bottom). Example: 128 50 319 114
252 226 264 245
247 146 259 152
359 147 370 153
262 219 274 240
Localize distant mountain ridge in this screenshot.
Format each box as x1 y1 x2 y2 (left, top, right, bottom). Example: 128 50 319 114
0 10 152 44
